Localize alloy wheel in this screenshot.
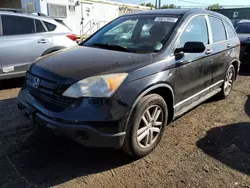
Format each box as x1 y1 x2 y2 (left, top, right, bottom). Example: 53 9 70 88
224 67 234 96
137 105 163 148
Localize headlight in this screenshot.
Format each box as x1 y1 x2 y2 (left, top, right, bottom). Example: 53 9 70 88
62 73 128 98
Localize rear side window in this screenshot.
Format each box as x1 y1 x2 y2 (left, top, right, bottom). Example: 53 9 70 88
225 21 236 38
177 15 209 48
44 21 57 31
35 20 46 33
209 16 226 43
2 15 35 35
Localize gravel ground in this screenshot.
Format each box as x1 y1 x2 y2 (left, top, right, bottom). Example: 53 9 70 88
0 70 250 188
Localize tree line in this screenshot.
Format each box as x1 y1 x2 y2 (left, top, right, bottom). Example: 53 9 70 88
140 3 222 10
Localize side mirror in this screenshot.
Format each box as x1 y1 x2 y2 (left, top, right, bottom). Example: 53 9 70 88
182 42 206 53
174 42 206 60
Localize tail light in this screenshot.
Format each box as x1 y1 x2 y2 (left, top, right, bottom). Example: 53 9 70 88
66 34 78 41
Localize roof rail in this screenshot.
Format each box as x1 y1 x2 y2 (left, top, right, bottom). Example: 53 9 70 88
0 8 48 17
0 8 32 13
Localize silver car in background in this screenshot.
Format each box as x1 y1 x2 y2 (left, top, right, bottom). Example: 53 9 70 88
0 9 77 80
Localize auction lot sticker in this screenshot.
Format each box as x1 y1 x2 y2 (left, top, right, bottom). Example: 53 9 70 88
154 17 178 22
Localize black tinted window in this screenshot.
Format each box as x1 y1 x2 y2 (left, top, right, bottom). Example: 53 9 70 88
2 15 35 35
35 20 46 32
235 22 250 34
209 16 226 43
225 21 236 38
44 21 56 31
178 16 208 48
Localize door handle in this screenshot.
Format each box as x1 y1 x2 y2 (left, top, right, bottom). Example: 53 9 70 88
205 49 213 55
38 39 47 44
227 43 232 48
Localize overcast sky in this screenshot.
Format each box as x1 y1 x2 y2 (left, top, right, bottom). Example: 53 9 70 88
116 0 250 6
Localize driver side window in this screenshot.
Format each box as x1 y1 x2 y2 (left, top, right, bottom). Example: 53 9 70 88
177 16 209 49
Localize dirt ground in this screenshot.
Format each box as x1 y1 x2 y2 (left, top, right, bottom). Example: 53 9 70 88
0 69 250 188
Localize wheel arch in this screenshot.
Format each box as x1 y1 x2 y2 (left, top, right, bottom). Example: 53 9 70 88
230 59 240 80
124 84 175 132
41 46 65 56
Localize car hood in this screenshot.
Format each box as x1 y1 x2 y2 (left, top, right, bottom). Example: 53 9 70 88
30 45 154 85
237 33 250 42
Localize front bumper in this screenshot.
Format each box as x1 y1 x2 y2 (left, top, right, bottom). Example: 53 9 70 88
18 88 128 149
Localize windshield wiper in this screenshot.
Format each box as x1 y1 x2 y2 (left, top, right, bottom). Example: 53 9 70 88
91 43 133 53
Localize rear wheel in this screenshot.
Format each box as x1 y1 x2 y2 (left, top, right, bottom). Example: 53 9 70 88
219 65 235 99
122 94 168 158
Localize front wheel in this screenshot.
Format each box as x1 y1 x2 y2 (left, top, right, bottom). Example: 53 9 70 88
219 65 235 99
122 94 168 158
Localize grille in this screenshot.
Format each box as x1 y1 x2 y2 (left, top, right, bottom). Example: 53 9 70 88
26 72 76 112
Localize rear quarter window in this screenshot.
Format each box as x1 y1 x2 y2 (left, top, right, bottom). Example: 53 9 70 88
43 21 57 31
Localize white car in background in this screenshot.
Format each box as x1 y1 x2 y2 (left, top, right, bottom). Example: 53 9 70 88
0 8 77 80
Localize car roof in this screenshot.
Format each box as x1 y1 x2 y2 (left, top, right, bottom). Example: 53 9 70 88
123 8 226 18
126 8 193 16
238 20 250 23
0 10 56 23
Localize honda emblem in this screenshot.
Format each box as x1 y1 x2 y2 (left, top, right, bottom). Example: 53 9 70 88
33 77 40 88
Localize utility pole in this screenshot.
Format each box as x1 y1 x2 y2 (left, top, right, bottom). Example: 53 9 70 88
155 0 158 9
158 0 161 9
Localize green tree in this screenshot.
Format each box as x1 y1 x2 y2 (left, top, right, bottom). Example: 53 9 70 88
208 3 222 10
140 2 154 8
145 3 155 8
160 4 180 9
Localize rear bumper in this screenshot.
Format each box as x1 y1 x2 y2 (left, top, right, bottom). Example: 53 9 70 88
17 88 128 149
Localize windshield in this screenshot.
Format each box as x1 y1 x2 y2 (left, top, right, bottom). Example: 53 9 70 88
82 15 180 53
235 22 250 34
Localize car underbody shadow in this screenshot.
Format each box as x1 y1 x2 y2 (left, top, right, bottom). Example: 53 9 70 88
197 122 250 175
0 77 24 90
0 122 134 187
197 96 250 175
239 63 250 76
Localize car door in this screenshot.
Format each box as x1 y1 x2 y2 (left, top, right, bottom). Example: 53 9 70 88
174 15 213 107
0 15 52 75
207 16 234 84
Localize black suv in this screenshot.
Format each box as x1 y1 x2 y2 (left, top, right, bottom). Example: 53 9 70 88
18 9 240 157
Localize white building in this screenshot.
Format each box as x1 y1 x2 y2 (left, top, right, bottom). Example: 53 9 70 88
20 0 151 35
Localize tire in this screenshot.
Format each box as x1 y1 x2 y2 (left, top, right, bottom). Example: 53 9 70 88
219 64 236 99
122 94 168 158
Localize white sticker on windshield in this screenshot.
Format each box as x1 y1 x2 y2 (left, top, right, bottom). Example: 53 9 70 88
154 17 178 23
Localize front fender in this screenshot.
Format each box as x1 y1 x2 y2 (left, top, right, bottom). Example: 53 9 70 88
114 69 176 132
